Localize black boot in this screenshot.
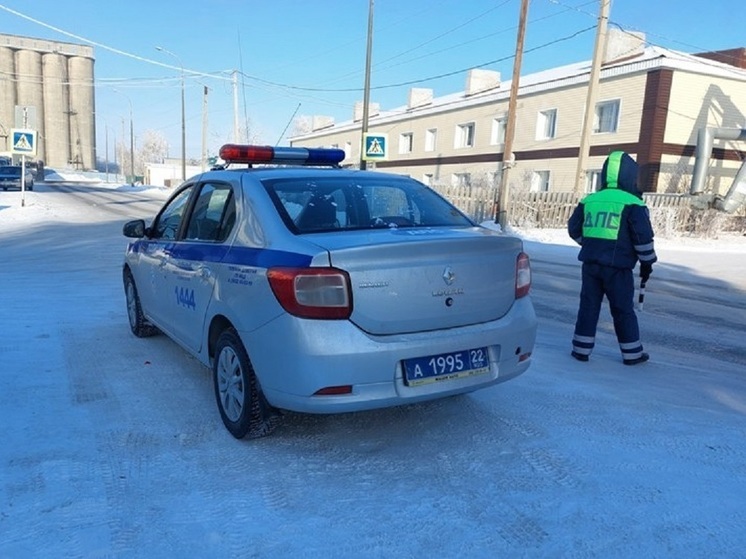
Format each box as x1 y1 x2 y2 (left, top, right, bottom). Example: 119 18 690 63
571 351 589 362
623 352 649 366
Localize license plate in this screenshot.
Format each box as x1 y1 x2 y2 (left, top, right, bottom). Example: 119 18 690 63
403 347 490 386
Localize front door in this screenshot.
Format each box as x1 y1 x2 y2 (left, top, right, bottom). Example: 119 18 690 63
163 181 236 352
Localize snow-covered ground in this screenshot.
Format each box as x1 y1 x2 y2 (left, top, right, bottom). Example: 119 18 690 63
1 183 745 558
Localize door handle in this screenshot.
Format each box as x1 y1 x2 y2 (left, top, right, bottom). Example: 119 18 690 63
197 265 212 280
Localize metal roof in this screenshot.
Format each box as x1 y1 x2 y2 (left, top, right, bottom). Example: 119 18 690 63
292 46 746 141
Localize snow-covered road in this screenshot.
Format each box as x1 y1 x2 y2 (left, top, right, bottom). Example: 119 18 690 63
1 183 745 558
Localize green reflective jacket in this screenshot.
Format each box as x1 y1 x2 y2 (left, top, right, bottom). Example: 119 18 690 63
581 187 645 240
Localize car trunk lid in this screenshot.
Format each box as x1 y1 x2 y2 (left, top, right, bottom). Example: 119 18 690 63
304 227 524 335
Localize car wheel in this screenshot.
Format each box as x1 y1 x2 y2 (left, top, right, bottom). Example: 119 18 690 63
213 328 279 439
123 269 159 337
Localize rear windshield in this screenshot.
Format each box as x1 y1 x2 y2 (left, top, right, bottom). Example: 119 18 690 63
264 176 473 233
0 166 21 176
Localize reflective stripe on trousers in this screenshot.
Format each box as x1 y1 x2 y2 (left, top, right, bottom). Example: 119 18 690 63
573 262 643 358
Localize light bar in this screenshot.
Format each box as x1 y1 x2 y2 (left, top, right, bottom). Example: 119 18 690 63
218 144 346 167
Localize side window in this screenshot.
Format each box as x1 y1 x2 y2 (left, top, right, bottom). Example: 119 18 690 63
184 182 236 242
152 186 194 240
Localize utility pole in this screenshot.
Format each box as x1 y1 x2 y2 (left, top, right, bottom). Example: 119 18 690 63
232 71 240 142
156 46 187 181
574 0 610 193
129 113 135 184
105 123 109 182
202 85 209 171
359 0 374 170
495 0 529 230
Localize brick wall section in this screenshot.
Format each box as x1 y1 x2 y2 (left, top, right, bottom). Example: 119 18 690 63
637 69 673 192
694 48 746 70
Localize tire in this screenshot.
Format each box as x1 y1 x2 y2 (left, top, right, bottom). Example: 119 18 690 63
213 328 280 439
123 269 159 337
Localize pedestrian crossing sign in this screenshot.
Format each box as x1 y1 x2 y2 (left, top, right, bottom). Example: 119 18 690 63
363 133 388 161
11 128 37 157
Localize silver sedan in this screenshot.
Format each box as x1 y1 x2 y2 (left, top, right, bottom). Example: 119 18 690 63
123 145 537 438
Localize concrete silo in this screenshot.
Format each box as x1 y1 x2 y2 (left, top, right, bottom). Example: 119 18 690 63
0 46 16 153
42 52 70 166
68 55 95 169
14 48 45 162
0 33 95 169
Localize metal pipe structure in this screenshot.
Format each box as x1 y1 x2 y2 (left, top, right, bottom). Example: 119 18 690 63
690 127 746 213
156 46 186 181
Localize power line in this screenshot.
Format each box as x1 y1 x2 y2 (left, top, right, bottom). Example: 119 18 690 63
236 24 596 93
0 3 231 81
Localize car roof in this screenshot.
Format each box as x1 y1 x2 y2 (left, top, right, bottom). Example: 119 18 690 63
214 166 408 182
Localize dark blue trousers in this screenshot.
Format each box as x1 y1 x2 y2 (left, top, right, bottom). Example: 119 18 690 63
572 263 644 361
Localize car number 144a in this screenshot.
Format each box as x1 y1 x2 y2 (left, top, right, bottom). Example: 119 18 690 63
403 347 489 386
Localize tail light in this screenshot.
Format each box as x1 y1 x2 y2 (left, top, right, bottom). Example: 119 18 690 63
268 267 352 319
515 252 531 298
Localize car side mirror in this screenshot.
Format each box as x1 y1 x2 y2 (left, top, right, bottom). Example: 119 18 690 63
123 219 146 238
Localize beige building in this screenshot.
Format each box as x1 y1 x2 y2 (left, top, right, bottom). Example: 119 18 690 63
290 33 746 198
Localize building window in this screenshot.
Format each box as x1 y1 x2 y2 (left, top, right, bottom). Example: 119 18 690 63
399 132 413 154
425 128 437 152
422 173 433 186
455 122 475 148
491 116 507 145
452 172 471 187
536 109 557 140
586 170 602 193
531 170 551 192
594 99 620 134
344 141 352 159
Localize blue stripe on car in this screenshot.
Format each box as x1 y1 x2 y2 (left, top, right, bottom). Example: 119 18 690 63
130 240 312 267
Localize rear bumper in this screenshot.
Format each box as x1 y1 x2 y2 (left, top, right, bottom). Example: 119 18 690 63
243 296 537 414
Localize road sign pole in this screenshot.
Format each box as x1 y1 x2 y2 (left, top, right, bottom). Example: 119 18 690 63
21 155 26 207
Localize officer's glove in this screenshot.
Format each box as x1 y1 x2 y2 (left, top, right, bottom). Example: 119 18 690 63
640 262 653 282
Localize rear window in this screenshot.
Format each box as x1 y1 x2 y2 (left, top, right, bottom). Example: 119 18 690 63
0 166 21 176
264 176 473 233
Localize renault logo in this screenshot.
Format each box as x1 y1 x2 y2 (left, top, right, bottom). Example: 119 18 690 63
442 266 456 285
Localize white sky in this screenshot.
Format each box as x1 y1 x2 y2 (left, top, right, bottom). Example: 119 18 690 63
1 179 745 557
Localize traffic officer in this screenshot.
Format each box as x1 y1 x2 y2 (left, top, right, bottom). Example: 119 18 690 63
567 151 657 365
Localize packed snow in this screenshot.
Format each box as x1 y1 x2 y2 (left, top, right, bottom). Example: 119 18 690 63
1 180 744 558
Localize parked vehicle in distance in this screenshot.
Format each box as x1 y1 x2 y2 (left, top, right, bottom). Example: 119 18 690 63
0 165 34 191
122 145 537 439
26 160 44 180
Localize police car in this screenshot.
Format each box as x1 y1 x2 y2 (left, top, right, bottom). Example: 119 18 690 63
122 144 537 439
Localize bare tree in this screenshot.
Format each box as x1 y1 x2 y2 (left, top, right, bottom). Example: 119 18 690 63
289 116 313 138
138 130 169 172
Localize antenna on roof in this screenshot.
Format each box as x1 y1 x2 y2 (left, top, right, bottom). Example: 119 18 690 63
276 103 302 146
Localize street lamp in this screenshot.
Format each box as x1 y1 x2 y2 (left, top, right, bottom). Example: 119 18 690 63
156 45 186 182
112 88 135 185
